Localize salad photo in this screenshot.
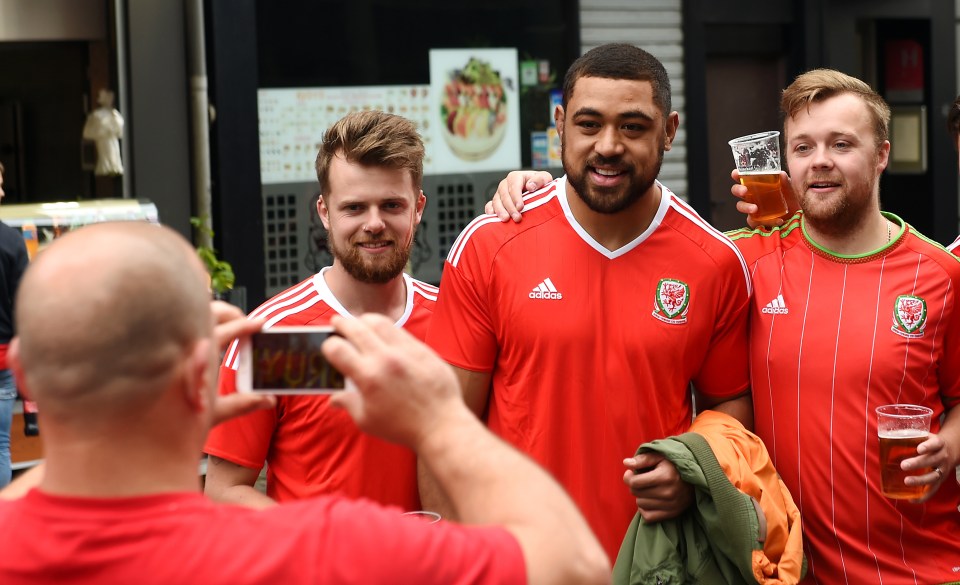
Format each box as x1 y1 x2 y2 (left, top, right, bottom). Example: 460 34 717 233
440 57 509 161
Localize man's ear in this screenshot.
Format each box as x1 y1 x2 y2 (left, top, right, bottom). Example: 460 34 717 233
663 111 680 151
876 140 891 173
318 195 331 230
181 339 214 413
414 190 426 226
7 337 31 402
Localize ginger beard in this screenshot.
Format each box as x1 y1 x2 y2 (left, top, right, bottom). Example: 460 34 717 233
796 151 882 239
328 222 417 284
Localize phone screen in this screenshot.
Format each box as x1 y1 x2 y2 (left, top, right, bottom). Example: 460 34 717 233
245 328 346 393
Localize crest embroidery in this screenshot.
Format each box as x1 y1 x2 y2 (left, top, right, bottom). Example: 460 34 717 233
891 294 927 338
652 278 689 324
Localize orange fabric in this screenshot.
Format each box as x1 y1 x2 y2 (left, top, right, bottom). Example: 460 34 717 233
690 410 805 584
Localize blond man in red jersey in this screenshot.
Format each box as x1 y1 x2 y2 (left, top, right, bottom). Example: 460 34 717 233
727 69 960 585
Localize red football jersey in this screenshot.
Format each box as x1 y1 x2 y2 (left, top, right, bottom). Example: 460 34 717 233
205 268 437 509
427 177 752 561
729 212 960 584
0 489 525 584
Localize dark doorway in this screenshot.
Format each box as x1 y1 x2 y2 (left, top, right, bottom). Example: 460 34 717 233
705 56 786 231
0 42 90 202
683 0 800 228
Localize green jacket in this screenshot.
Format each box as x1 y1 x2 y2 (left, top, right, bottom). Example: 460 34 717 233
613 413 806 585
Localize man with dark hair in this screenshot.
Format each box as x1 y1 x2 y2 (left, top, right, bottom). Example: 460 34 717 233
425 43 753 562
205 110 437 511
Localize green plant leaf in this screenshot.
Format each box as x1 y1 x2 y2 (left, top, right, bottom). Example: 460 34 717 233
191 216 235 294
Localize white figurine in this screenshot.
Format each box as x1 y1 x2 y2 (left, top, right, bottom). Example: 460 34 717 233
82 89 124 176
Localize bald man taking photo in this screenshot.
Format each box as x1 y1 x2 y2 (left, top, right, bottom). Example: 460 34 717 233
0 221 608 585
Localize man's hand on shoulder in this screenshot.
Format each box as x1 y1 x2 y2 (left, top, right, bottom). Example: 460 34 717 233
485 170 554 222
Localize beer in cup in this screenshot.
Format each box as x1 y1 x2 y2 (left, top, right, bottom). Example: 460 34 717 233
876 404 933 500
728 131 789 223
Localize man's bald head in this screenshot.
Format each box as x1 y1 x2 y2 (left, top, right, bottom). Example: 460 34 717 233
13 222 213 421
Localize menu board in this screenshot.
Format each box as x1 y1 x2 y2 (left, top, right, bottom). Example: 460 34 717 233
258 85 433 184
258 48 523 182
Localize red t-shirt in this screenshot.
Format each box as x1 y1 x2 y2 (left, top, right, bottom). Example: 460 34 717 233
427 177 752 561
0 489 525 584
729 212 960 584
204 268 437 509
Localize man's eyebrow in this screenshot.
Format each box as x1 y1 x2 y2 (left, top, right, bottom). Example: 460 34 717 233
570 107 656 122
788 131 858 142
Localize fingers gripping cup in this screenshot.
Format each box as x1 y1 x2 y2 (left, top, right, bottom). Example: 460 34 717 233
728 131 789 223
876 404 934 500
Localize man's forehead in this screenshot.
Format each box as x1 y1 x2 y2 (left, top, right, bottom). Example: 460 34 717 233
785 97 873 137
570 77 658 108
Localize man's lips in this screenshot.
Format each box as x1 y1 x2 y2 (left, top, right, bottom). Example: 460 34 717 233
355 240 392 251
589 166 626 186
806 178 841 191
592 167 622 177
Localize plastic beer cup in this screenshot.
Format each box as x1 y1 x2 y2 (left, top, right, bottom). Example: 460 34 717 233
728 131 789 223
401 510 442 524
876 404 933 499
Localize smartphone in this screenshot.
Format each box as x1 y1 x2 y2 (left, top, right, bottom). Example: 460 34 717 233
237 326 347 394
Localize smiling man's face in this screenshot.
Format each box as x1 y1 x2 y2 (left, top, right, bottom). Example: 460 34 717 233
784 92 889 236
558 76 676 215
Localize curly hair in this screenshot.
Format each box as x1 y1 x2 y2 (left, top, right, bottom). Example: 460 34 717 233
561 43 672 117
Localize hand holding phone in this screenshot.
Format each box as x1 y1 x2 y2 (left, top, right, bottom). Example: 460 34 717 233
237 326 348 394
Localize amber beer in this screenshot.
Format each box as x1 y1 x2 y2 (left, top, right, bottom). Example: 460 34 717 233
878 429 931 499
739 172 788 223
729 131 788 223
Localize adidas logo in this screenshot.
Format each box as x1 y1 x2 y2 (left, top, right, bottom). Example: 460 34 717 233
762 294 789 315
529 277 563 300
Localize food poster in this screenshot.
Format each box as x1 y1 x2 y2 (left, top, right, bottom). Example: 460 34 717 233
429 48 521 173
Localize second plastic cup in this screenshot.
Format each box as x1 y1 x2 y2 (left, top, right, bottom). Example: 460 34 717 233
728 131 789 223
876 404 933 500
